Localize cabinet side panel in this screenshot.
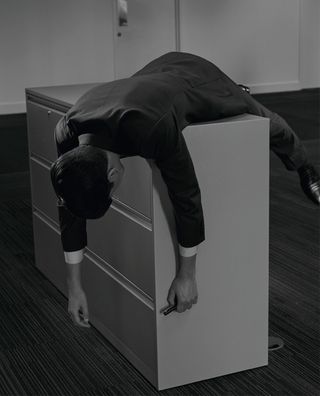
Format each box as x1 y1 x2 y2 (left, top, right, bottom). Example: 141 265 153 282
153 115 269 390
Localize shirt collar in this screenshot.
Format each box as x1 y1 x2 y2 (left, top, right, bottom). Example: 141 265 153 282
78 133 128 159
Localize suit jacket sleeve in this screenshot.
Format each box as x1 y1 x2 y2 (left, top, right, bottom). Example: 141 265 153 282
53 116 88 252
152 115 205 248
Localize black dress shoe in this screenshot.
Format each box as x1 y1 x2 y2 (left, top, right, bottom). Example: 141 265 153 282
297 163 320 206
238 84 251 94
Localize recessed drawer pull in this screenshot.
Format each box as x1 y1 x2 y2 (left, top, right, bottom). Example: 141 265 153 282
26 101 62 162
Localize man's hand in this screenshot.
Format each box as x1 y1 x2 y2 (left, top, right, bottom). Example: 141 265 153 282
68 287 91 327
167 274 198 313
66 261 90 327
167 252 198 313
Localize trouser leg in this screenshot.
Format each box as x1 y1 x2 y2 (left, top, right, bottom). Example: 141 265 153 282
265 108 309 170
226 79 309 170
238 90 309 170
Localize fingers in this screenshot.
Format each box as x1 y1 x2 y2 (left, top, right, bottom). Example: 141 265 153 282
81 301 90 324
177 297 198 313
167 288 190 313
167 291 198 313
68 309 81 326
68 290 91 328
79 310 91 328
167 287 176 306
177 302 191 313
68 307 90 328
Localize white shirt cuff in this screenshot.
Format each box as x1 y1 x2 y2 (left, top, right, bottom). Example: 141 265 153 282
64 248 85 264
178 244 198 257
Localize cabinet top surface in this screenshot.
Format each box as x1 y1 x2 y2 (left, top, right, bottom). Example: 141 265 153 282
26 82 107 109
26 84 267 127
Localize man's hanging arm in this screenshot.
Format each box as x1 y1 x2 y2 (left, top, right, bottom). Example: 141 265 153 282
154 130 205 277
52 117 88 287
57 198 87 291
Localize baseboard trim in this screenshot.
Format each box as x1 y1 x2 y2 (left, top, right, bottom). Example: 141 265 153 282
249 80 301 94
0 101 26 115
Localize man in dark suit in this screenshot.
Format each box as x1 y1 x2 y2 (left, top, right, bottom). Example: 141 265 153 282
50 51 320 327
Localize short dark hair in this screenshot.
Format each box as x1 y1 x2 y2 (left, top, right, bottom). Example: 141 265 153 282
50 145 114 219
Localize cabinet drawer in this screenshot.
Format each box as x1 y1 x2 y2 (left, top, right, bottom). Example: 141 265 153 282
30 157 155 297
32 212 68 295
82 251 156 374
87 205 155 298
30 158 59 223
27 100 63 162
32 212 156 374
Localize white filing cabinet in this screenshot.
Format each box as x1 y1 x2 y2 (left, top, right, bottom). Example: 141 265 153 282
26 84 269 391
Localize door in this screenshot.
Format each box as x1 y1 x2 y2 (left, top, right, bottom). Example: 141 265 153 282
113 0 178 78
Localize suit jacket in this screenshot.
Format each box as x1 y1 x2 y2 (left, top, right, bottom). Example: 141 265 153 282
54 51 249 251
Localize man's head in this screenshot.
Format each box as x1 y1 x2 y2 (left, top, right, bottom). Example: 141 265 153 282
50 144 124 219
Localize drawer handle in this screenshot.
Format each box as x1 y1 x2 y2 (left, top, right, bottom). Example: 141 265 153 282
117 0 128 27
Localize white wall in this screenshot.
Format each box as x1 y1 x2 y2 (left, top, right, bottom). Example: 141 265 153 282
180 0 304 94
179 0 319 93
299 0 320 88
0 0 114 114
0 0 319 114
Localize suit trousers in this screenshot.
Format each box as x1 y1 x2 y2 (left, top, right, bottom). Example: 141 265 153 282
238 90 308 170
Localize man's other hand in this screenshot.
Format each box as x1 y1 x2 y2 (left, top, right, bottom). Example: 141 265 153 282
68 287 91 327
167 275 198 313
